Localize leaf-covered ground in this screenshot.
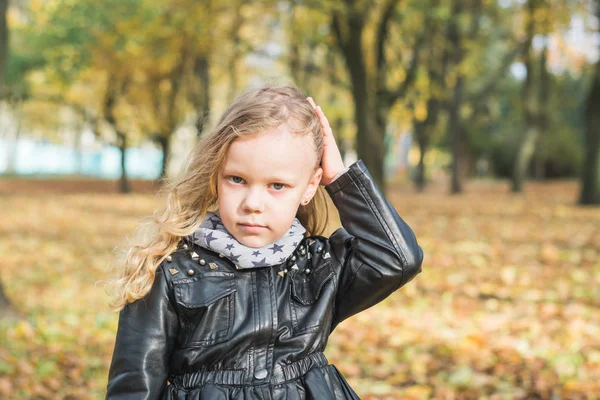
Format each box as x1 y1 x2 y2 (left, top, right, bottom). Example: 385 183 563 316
0 178 598 399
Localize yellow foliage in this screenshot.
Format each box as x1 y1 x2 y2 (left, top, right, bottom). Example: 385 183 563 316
414 101 428 122
14 321 35 340
390 68 407 86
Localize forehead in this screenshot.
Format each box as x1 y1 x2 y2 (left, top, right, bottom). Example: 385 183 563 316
223 126 318 181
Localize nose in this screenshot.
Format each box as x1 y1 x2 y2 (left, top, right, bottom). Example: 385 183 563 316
241 187 265 213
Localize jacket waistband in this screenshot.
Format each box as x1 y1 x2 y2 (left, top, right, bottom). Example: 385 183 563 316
171 352 329 388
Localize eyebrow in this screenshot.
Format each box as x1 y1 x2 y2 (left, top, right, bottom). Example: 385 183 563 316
221 169 296 183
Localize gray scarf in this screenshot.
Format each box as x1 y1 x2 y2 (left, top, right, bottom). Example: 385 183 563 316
187 212 306 269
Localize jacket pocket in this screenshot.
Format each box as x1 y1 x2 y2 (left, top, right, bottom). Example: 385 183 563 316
173 272 236 348
289 262 334 335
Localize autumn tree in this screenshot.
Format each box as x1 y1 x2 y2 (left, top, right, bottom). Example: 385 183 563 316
297 0 516 193
19 0 143 192
410 0 444 191
579 0 600 204
405 0 520 191
511 0 543 193
328 0 423 192
511 0 584 192
26 0 210 184
442 0 520 193
283 2 353 161
189 0 275 136
0 0 6 97
0 0 18 319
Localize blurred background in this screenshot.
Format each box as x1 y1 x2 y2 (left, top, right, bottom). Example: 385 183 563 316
0 0 599 399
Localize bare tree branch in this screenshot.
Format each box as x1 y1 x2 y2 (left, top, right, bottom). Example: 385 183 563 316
380 29 426 106
331 12 350 55
375 0 402 86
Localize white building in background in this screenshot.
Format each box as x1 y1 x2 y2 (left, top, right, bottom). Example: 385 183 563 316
0 135 163 179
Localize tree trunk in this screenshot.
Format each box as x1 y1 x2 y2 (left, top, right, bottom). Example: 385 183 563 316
5 100 22 174
334 13 385 191
0 280 10 309
117 132 131 194
513 125 538 192
156 135 170 180
74 121 83 175
356 87 385 191
533 149 545 180
193 55 211 137
0 0 17 319
103 74 131 193
579 86 600 204
412 3 442 193
449 75 464 194
412 93 441 192
0 0 7 98
327 51 346 162
447 0 465 194
512 0 538 193
334 117 346 162
288 6 302 88
0 277 19 319
329 0 421 193
534 36 549 181
414 121 427 192
579 1 600 205
227 6 242 104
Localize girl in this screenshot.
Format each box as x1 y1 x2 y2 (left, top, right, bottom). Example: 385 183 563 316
106 85 423 399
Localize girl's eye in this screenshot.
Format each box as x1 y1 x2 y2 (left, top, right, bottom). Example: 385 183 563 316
271 183 285 191
229 176 244 184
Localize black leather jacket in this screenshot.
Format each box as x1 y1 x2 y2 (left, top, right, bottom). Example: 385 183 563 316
106 160 423 400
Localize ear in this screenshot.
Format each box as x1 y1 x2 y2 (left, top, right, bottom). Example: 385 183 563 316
301 167 323 205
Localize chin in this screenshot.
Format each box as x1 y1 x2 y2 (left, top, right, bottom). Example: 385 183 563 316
238 236 269 249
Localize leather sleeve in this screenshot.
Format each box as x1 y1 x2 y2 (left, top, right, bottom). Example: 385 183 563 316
106 265 179 400
325 160 423 331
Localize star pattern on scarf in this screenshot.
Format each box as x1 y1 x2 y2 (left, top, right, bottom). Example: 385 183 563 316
204 232 217 246
209 216 222 230
189 211 307 269
269 243 284 254
252 257 267 267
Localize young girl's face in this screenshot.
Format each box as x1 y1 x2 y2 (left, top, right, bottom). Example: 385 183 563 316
217 124 322 248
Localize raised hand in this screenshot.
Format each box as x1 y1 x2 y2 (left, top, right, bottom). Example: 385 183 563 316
306 97 346 186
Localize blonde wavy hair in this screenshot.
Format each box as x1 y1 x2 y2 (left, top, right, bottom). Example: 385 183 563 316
107 85 330 310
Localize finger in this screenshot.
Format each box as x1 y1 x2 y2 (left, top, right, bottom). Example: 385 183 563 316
316 106 333 136
308 99 334 139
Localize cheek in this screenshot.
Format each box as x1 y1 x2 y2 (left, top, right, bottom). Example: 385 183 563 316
275 191 304 212
216 182 224 205
217 183 235 211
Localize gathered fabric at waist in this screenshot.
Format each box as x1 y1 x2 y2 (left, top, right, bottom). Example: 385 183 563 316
170 352 329 389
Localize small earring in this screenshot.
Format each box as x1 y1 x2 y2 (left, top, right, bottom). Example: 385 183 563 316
301 199 309 206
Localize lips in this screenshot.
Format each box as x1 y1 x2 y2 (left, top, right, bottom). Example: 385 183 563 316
240 223 265 228
238 223 267 234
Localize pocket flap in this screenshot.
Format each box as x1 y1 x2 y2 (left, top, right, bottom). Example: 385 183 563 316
291 262 334 305
174 272 236 308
